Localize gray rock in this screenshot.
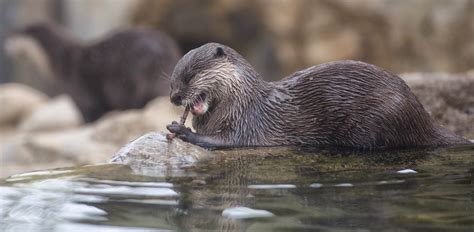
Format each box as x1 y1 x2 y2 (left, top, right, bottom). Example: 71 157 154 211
18 95 83 132
142 97 192 131
111 132 212 176
91 97 184 147
91 109 155 147
0 83 48 125
0 127 117 177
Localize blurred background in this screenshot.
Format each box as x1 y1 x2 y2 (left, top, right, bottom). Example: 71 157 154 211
0 0 473 177
1 0 473 83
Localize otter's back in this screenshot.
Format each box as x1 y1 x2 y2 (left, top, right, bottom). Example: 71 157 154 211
278 60 458 149
75 29 181 122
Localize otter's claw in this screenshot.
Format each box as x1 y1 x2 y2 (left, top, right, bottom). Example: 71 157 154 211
166 121 194 142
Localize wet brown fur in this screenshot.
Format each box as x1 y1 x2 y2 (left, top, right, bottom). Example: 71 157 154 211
17 23 181 122
169 43 470 149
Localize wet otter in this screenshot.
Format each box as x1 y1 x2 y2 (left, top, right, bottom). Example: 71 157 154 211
7 23 181 122
167 43 470 149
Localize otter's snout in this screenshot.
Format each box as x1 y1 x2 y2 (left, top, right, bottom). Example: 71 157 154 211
170 92 182 106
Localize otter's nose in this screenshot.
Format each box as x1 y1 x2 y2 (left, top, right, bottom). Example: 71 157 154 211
170 93 182 106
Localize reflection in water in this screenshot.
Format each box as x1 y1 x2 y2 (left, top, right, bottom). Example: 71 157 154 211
309 183 323 188
54 223 168 232
396 169 418 174
0 145 473 231
222 207 274 219
75 185 178 197
248 184 297 189
334 183 353 187
0 186 107 231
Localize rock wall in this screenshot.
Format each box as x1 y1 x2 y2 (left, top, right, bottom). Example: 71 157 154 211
134 0 474 80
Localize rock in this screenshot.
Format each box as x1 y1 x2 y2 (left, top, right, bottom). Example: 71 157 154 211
143 96 192 129
111 132 212 176
0 127 116 177
0 125 17 159
0 83 48 125
26 128 115 164
18 95 83 132
89 110 151 147
0 96 185 178
401 72 474 139
63 0 140 40
91 97 183 147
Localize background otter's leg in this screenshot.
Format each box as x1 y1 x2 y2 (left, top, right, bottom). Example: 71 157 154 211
74 93 107 123
166 122 230 148
63 78 107 123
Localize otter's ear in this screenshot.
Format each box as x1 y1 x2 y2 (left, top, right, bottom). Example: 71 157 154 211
215 47 226 58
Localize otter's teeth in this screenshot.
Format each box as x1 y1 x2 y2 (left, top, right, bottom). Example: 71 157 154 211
190 94 208 115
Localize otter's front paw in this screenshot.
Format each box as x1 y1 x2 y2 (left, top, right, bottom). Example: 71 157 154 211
166 121 194 142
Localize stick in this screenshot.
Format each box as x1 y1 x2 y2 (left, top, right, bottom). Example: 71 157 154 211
167 106 190 140
179 106 190 125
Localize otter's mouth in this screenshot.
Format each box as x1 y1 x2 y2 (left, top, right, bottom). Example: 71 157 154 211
188 93 208 115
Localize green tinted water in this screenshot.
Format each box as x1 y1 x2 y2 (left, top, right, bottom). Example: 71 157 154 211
1 145 473 231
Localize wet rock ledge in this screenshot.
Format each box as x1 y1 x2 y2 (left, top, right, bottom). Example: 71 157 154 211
110 132 212 176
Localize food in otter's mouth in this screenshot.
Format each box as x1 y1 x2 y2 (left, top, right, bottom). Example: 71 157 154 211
166 106 190 140
190 93 207 115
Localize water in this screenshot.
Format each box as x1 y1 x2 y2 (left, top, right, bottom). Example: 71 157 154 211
0 144 473 231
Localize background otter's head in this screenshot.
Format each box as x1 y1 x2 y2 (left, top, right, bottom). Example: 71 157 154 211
4 24 59 82
170 42 252 116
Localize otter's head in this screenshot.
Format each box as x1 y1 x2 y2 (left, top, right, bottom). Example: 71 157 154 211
4 24 59 80
170 43 241 116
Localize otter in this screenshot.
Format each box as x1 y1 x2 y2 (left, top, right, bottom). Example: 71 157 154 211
6 23 181 122
166 43 470 149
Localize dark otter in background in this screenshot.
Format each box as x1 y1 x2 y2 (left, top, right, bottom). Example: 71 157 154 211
167 43 471 149
7 23 181 122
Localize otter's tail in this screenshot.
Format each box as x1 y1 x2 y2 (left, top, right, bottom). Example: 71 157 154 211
432 126 471 146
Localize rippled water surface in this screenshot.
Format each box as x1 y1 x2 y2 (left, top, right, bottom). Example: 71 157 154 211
1 145 473 231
